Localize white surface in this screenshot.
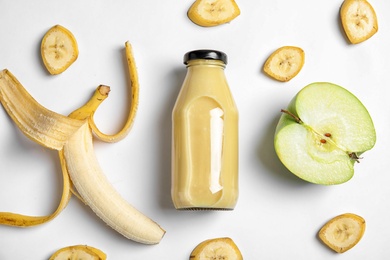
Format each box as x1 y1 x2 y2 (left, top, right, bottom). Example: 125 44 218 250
1 0 389 259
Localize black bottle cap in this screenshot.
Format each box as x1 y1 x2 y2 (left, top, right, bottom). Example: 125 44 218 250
183 50 228 65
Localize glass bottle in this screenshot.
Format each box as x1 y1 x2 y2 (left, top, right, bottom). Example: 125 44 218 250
171 49 239 210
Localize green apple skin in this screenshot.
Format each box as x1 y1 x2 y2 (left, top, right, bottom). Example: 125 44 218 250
274 82 376 185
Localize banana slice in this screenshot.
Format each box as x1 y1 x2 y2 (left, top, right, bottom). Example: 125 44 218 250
49 245 106 260
188 0 240 27
263 46 304 82
41 25 78 75
318 213 366 253
190 237 243 259
340 0 378 44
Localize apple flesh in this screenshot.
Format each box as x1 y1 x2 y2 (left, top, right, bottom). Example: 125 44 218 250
274 82 376 185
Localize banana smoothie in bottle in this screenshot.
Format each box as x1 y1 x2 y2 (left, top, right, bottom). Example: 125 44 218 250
171 50 239 210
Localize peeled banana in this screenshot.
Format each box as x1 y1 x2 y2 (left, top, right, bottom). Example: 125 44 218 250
0 42 165 244
41 24 79 75
49 245 106 260
318 213 366 253
188 0 241 27
61 85 165 244
190 237 243 259
263 46 305 82
340 0 378 44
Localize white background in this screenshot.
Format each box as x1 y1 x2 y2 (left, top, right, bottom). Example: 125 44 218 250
1 0 390 259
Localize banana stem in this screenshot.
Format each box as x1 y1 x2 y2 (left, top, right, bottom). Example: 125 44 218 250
68 85 110 120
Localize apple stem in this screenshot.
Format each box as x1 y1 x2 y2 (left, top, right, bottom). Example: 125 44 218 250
349 152 362 163
281 109 302 124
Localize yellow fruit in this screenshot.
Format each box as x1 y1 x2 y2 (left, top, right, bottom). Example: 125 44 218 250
188 0 241 27
41 24 79 74
263 46 305 82
190 237 243 259
49 245 106 260
340 0 378 44
0 42 165 244
318 213 366 253
60 83 164 244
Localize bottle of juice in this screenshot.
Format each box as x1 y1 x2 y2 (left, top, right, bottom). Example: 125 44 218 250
171 49 239 210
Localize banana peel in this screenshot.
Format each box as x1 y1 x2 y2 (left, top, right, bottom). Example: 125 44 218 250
0 42 165 244
0 153 72 227
0 69 79 227
0 70 84 150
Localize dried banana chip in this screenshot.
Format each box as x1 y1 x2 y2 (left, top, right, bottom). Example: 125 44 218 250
319 213 366 253
340 0 378 44
188 0 240 27
190 237 243 259
41 24 78 74
263 46 305 82
49 245 106 260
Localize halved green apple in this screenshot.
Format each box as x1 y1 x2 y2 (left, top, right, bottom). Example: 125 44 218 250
274 82 376 185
